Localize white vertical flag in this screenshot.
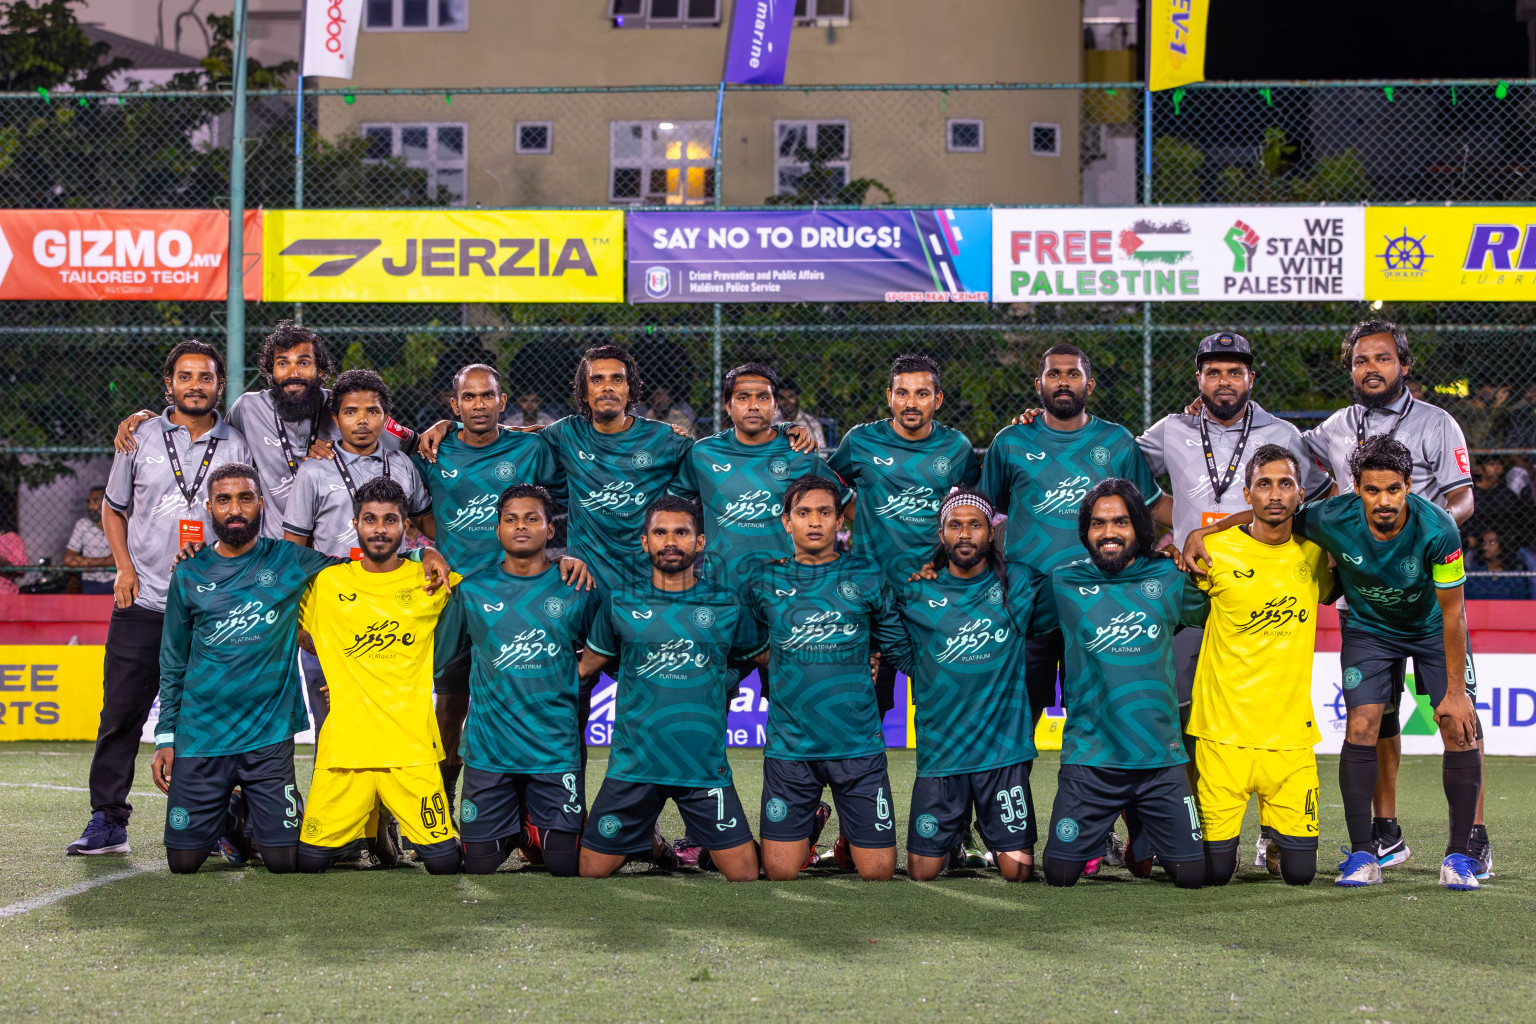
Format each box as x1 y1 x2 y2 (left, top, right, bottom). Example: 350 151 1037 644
301 0 364 79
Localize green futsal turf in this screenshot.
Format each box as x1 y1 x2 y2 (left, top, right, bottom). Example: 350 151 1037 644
1 743 1532 1022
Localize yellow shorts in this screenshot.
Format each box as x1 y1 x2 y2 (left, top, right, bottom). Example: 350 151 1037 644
1195 740 1319 843
301 763 458 850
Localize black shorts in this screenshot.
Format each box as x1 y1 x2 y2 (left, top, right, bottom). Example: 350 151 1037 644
582 778 754 855
434 643 472 696
1044 762 1203 865
459 767 585 842
906 761 1037 857
761 753 896 849
164 740 301 851
1339 626 1483 738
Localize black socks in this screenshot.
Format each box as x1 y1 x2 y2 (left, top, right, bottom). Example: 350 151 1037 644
1443 747 1482 857
1339 741 1379 852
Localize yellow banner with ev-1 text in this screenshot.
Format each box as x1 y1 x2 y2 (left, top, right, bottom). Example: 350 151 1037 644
1148 0 1208 92
1365 206 1536 301
0 646 104 741
263 209 624 302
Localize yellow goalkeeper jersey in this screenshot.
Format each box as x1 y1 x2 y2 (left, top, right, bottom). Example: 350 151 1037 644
1189 527 1332 750
300 560 458 770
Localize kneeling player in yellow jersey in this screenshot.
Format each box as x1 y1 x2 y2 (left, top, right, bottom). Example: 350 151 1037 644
1188 443 1335 886
296 476 465 875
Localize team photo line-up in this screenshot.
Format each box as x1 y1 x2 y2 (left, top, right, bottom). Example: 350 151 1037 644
66 315 1489 890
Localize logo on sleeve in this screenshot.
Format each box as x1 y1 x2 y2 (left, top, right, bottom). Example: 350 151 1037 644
1454 446 1469 475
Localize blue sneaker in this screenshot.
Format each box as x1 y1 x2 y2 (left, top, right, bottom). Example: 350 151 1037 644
1335 849 1382 887
66 812 130 856
1440 853 1480 891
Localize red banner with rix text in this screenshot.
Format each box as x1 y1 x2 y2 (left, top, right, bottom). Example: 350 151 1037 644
0 210 262 301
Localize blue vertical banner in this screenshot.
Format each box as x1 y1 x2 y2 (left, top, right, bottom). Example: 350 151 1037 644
723 0 795 85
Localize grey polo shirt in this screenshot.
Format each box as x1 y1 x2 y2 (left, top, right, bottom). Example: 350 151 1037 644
280 445 431 558
103 411 253 613
227 387 406 539
1139 399 1333 549
1301 392 1473 509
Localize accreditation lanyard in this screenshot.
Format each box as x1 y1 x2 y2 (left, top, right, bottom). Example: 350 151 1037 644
334 448 388 503
1199 405 1252 504
1356 395 1414 447
163 429 220 505
273 408 319 476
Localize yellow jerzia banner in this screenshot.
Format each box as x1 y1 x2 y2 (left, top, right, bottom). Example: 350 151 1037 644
264 209 625 302
1366 206 1536 301
0 646 104 741
1148 0 1209 92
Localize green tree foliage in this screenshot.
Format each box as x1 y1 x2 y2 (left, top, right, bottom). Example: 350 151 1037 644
0 0 131 92
764 142 894 206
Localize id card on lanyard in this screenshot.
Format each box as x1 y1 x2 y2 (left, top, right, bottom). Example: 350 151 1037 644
164 428 219 547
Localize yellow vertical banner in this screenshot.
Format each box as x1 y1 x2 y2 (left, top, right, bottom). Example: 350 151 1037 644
1149 0 1209 92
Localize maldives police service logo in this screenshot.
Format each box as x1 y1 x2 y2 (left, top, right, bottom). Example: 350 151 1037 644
985 582 1004 606
1089 445 1111 467
1139 578 1164 600
1343 666 1363 690
765 798 788 822
168 806 191 831
692 606 716 628
494 460 515 482
543 596 566 619
932 455 951 475
915 813 939 838
632 450 654 470
1399 556 1421 579
1055 817 1080 843
460 799 479 824
644 266 671 299
769 457 790 480
598 814 622 838
838 580 861 600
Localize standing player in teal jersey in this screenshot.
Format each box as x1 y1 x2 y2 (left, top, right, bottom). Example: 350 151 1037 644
894 490 1037 882
413 363 566 809
1185 436 1484 890
1038 479 1209 889
983 344 1162 727
436 484 600 877
152 464 338 874
742 475 911 881
827 354 980 718
672 363 839 594
577 496 766 882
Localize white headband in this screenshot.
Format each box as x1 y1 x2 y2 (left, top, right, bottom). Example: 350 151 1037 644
939 491 994 524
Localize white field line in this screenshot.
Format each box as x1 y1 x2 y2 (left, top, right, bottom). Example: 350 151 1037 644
0 781 163 798
0 864 161 919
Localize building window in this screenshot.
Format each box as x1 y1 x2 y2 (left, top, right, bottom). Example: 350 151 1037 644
611 0 721 28
516 122 552 155
609 121 715 204
774 120 849 198
366 0 467 30
362 123 468 204
794 0 850 25
947 119 984 153
1030 122 1061 158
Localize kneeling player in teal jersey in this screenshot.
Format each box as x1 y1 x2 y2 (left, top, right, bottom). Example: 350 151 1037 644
742 476 911 881
1038 479 1210 889
435 484 600 876
895 491 1038 882
577 496 767 882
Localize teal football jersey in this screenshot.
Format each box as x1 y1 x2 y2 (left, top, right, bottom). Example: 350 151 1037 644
894 566 1036 777
436 564 601 774
979 416 1162 575
156 538 338 757
540 415 693 590
413 429 564 579
671 428 841 593
742 555 911 761
1039 556 1208 770
1292 492 1464 642
586 576 767 788
827 420 980 589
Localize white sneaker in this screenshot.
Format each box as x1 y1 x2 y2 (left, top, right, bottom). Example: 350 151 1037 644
1335 849 1383 887
1253 835 1271 869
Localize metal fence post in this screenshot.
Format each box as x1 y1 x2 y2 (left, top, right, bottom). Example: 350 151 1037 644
226 0 250 408
711 86 726 434
294 73 305 327
1140 84 1153 430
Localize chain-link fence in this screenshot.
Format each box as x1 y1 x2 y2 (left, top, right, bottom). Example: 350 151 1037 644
4 81 1536 592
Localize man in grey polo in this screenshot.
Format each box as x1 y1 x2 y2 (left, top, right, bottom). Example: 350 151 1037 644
68 340 253 856
1141 331 1332 718
1301 318 1484 876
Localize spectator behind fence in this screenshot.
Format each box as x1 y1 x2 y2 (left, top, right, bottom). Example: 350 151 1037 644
778 377 827 449
0 510 27 596
64 486 117 595
635 385 698 437
1465 456 1530 552
502 388 557 428
1458 381 1511 448
1466 529 1533 600
1504 381 1536 449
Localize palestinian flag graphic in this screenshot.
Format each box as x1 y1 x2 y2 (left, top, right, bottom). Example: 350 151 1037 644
1117 219 1192 264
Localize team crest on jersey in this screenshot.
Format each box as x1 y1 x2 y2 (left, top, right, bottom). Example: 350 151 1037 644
769 457 790 479
1399 556 1420 578
765 798 788 822
838 580 861 600
543 596 566 618
303 817 322 839
632 450 654 470
915 813 939 838
1055 817 1080 842
394 588 415 605
598 814 621 838
1139 578 1164 600
931 455 951 475
256 569 277 589
1343 666 1362 690
985 582 1004 606
1293 562 1313 582
1089 445 1111 466
494 460 514 482
168 806 191 831
692 606 716 628
460 799 479 824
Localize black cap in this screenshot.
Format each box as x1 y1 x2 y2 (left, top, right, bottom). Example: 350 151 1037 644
1195 332 1253 366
